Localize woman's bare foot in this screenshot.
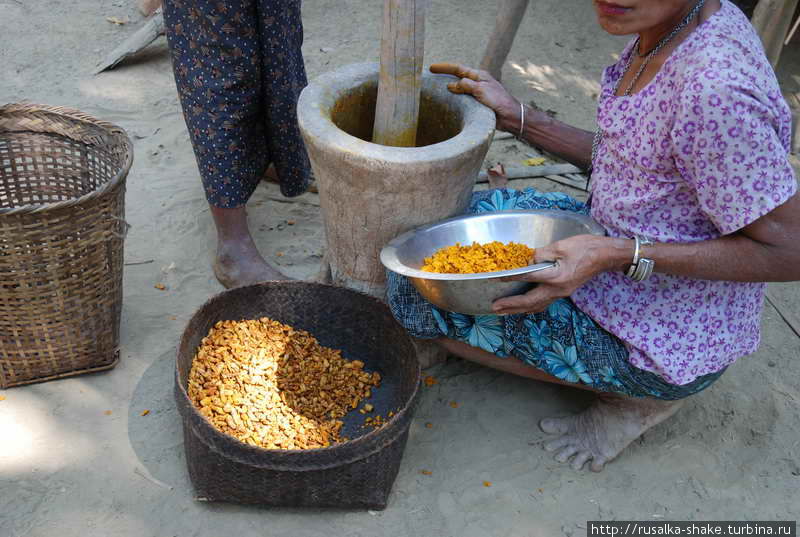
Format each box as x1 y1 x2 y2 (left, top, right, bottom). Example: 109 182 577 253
539 394 685 472
213 239 290 288
431 338 685 472
487 163 509 189
210 204 291 288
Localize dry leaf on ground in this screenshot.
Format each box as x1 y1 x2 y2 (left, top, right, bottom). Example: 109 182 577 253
522 157 547 166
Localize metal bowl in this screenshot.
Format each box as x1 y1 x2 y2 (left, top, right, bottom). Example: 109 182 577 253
380 210 606 315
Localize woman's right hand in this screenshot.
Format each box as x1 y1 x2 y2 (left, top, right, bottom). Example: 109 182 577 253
429 63 522 134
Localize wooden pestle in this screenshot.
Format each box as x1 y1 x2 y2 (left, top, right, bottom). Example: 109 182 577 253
372 0 426 147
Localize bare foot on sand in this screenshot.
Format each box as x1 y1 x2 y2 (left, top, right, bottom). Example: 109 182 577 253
539 394 685 472
209 202 292 288
213 239 291 288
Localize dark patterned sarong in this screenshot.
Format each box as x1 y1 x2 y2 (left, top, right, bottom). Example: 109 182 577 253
163 0 311 207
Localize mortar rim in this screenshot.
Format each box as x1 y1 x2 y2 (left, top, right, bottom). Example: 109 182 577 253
297 62 496 164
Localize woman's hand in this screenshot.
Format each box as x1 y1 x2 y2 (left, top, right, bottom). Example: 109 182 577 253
430 62 596 169
429 62 521 133
492 235 631 315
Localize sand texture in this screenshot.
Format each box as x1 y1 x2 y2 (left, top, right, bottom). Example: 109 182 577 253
1 1 799 535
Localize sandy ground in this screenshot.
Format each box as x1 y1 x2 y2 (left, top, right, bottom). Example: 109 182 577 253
2 1 800 536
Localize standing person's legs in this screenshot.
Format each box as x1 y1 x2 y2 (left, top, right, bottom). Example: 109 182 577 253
163 0 293 286
257 0 311 198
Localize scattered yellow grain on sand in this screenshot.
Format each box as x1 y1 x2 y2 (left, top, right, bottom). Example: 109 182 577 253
522 157 547 166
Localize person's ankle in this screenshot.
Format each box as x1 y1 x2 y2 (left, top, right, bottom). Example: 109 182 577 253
217 234 256 253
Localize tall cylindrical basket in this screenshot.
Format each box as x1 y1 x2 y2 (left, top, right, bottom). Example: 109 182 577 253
0 103 133 388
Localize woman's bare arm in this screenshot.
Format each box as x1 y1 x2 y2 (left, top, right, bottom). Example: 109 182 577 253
513 109 595 170
492 194 800 314
429 62 594 169
603 193 800 282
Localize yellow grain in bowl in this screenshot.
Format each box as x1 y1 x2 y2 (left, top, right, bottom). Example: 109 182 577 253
420 241 535 274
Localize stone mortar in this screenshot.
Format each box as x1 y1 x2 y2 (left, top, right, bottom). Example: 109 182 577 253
298 62 496 298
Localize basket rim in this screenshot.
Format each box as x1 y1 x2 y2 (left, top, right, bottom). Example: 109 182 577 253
175 281 422 471
0 102 134 216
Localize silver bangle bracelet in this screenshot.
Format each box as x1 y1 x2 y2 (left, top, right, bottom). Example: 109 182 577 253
626 235 654 281
626 236 641 279
518 102 525 139
632 258 654 282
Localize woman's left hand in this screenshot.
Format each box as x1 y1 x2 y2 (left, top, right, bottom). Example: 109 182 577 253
492 235 622 315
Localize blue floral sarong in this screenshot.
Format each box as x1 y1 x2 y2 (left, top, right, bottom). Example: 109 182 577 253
387 188 725 400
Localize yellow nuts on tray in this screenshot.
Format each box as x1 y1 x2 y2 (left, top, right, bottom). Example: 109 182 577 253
420 241 535 274
188 317 381 450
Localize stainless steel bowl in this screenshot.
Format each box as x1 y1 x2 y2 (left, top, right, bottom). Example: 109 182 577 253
380 210 606 315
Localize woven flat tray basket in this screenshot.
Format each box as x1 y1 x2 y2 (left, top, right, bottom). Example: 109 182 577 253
176 282 421 509
0 103 132 388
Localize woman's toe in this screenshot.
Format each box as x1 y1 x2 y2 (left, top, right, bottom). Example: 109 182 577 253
544 435 572 453
555 445 580 463
571 451 592 471
590 456 608 473
540 416 572 434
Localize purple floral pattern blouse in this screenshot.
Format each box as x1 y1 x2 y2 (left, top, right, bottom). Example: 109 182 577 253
571 0 797 385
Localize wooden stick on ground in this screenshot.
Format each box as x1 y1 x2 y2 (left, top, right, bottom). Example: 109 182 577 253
785 10 800 45
751 0 799 67
372 0 426 147
766 288 800 340
478 163 582 180
94 11 165 74
479 0 530 81
478 165 587 190
480 141 590 190
788 92 800 155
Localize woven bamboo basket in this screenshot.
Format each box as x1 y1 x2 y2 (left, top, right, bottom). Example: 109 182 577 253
176 282 421 509
0 103 132 388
